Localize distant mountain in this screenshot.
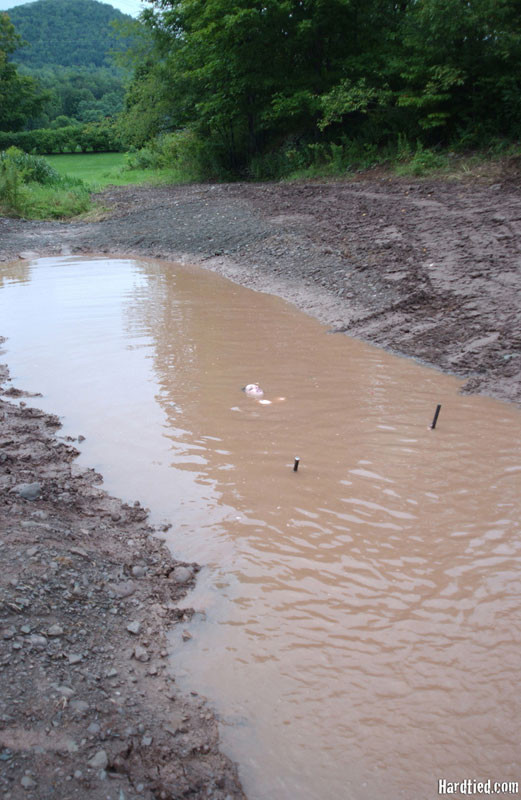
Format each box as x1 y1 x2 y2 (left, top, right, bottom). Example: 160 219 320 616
7 0 133 68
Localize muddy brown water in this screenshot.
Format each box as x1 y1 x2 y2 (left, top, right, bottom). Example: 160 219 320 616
1 256 520 800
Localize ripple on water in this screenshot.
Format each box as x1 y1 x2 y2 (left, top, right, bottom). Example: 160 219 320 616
0 255 520 800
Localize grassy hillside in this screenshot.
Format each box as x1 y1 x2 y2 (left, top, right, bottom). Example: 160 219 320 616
7 0 132 68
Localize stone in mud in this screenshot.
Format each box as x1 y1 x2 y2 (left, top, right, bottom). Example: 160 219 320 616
112 580 136 598
29 634 47 649
88 750 108 770
170 566 193 585
56 685 75 698
47 624 64 637
11 482 42 501
133 645 149 663
70 700 89 715
126 620 141 635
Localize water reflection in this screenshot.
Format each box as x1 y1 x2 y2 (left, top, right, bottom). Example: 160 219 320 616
0 256 520 800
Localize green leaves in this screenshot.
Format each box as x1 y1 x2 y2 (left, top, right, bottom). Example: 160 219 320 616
121 0 521 177
0 14 49 132
6 0 133 69
319 79 393 130
0 146 91 219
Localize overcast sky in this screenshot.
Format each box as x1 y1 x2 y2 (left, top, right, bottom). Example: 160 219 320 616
0 0 146 16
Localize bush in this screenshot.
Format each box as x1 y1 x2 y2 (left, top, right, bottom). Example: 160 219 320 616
0 146 60 184
394 143 447 176
0 151 22 210
124 129 229 181
0 120 123 155
0 146 91 218
247 136 451 180
124 145 160 170
248 138 384 180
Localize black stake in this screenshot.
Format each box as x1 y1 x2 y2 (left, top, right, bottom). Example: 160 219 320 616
293 457 300 472
430 404 442 429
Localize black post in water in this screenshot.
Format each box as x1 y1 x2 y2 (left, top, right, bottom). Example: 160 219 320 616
293 457 300 472
431 404 442 429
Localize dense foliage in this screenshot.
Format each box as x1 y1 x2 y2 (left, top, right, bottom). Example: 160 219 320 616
21 65 125 128
0 13 48 131
0 119 123 153
1 146 68 183
4 0 521 173
120 0 521 177
0 146 91 217
7 0 132 68
1 0 136 137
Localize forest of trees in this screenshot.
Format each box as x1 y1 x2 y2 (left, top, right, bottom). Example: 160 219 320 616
119 0 521 176
2 0 521 174
1 0 132 132
7 0 131 68
20 65 125 128
0 12 48 131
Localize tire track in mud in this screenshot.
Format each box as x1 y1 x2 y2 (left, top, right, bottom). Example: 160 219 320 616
1 176 520 404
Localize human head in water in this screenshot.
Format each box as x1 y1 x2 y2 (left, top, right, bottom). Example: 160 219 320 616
242 383 264 397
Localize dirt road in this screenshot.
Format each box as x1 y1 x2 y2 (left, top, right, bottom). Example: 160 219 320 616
2 176 520 404
0 175 520 798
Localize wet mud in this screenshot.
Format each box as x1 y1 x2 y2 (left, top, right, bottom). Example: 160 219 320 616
1 175 520 405
0 357 245 800
0 175 520 798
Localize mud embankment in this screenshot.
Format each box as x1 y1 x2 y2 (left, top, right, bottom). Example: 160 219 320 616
0 358 245 800
1 175 520 798
1 176 520 404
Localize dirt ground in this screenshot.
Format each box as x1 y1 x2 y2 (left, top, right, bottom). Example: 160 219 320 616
0 359 246 800
1 175 520 404
0 175 520 798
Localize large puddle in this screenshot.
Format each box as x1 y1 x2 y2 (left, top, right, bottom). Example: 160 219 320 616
1 256 520 799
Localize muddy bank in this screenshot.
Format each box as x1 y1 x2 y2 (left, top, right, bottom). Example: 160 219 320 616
0 175 520 798
0 355 245 800
1 176 520 405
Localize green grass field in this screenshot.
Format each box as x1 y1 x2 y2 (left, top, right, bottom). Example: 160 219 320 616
0 151 178 220
44 152 173 190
